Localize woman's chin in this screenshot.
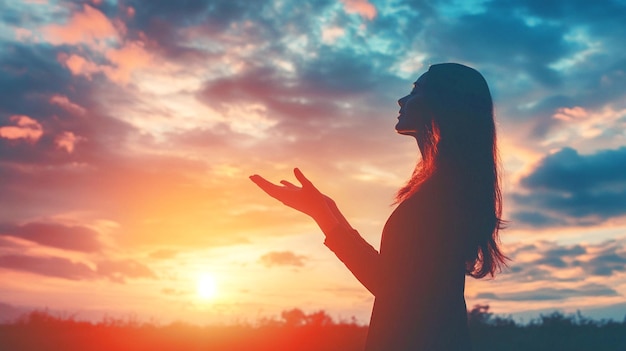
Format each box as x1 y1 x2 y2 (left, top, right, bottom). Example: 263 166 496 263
395 125 417 136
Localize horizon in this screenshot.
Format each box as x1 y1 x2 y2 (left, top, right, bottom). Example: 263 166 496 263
2 301 625 327
1 0 626 326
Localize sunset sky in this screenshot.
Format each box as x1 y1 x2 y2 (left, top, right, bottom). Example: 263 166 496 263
1 0 626 325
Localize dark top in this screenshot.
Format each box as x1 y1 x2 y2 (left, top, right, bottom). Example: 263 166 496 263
325 174 472 351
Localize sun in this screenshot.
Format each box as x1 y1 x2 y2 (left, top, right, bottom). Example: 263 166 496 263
196 273 218 300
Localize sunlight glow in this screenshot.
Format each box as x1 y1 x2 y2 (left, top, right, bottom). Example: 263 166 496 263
197 273 218 300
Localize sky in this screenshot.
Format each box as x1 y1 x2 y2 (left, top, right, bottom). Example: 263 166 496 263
1 0 626 325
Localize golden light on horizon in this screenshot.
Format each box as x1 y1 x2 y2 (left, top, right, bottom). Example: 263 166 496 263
196 273 218 300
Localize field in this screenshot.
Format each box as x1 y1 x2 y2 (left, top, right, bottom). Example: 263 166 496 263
1 305 625 351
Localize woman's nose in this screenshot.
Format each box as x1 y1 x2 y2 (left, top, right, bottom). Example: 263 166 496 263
398 96 407 106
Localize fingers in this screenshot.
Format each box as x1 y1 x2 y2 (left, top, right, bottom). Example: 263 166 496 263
249 175 281 196
249 174 268 186
250 170 319 202
280 180 299 189
293 168 314 188
251 175 296 191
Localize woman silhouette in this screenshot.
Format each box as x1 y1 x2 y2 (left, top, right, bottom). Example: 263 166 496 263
250 63 506 351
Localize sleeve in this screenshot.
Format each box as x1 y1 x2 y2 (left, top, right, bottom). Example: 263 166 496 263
323 224 384 296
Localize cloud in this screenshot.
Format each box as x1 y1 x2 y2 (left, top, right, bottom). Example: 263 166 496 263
512 147 626 227
259 251 307 267
540 106 626 153
0 254 96 280
0 129 264 249
0 236 27 250
341 0 378 20
96 259 157 283
575 239 626 277
509 211 565 228
427 10 569 87
34 3 156 86
0 115 43 142
161 288 187 296
0 222 103 253
196 42 403 149
393 0 626 150
1 0 623 249
2 0 626 322
0 253 156 283
0 43 76 117
58 53 102 79
502 238 626 284
149 249 179 260
122 0 268 60
102 41 154 84
42 4 119 47
0 42 135 167
56 40 155 85
475 283 617 301
55 131 83 153
49 95 86 116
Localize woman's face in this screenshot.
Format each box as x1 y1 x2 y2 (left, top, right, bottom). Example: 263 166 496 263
395 72 429 136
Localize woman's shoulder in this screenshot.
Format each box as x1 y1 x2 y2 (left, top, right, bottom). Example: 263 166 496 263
408 173 459 205
397 174 470 235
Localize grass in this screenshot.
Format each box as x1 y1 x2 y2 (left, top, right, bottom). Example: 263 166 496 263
0 305 625 350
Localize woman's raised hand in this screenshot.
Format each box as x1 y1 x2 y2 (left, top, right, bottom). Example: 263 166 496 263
249 168 332 220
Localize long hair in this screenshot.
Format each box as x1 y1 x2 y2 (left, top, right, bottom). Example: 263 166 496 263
395 63 507 278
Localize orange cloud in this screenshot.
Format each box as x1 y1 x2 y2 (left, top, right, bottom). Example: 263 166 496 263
259 251 307 267
340 0 377 20
58 42 153 85
43 4 118 47
104 41 153 84
553 106 588 121
14 28 33 41
58 53 101 78
0 115 43 142
322 26 346 44
55 131 83 153
49 95 86 116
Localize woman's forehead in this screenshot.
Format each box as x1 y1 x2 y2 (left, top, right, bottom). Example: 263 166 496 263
414 72 428 86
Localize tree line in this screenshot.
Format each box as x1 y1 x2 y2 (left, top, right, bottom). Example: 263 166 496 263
0 305 625 350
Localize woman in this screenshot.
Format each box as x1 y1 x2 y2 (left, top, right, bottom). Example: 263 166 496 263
250 63 507 351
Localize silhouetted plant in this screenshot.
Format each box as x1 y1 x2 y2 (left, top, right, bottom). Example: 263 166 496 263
467 304 493 326
1 306 625 351
281 308 307 326
305 310 334 326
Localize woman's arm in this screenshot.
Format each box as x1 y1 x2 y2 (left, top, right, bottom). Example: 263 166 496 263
250 168 383 295
323 224 383 296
